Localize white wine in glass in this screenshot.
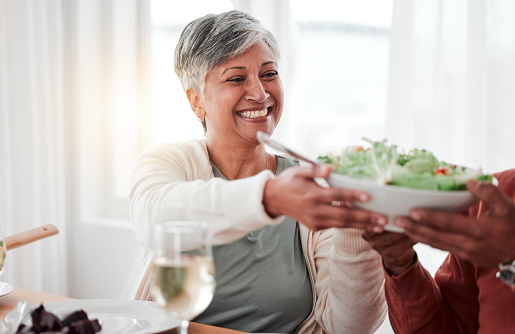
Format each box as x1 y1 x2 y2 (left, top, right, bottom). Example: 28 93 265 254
151 221 215 334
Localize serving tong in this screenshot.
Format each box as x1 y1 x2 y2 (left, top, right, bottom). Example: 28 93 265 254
256 131 319 166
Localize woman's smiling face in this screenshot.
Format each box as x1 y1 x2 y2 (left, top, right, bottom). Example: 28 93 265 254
200 40 283 146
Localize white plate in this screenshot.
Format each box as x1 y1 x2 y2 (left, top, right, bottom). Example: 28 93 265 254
0 282 14 297
6 299 179 334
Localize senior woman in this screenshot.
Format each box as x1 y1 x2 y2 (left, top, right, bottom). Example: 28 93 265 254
130 10 387 334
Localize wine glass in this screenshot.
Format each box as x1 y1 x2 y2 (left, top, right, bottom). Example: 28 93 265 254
150 221 215 334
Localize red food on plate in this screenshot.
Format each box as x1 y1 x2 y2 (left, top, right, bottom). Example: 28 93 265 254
16 304 101 334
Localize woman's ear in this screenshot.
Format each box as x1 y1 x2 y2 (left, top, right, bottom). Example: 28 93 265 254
186 88 205 119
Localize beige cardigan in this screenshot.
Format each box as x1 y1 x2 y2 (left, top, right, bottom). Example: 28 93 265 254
129 139 386 334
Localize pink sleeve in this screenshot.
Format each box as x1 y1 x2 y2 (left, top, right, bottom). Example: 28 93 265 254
385 253 479 333
386 168 515 333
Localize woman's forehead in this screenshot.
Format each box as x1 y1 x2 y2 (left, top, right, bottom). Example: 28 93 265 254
216 41 276 69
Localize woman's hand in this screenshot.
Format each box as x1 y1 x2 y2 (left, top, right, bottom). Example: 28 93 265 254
262 164 388 232
362 230 416 276
395 180 515 269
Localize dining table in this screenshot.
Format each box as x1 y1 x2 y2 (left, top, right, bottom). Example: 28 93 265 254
0 286 245 334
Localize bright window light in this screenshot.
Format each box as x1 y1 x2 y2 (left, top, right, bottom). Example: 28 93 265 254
290 0 392 27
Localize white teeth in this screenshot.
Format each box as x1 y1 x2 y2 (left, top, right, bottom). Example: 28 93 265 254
239 109 268 119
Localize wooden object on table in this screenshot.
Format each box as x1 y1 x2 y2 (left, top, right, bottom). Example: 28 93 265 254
0 287 245 334
4 224 59 250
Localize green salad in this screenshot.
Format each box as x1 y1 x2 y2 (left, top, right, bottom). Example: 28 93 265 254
318 138 492 191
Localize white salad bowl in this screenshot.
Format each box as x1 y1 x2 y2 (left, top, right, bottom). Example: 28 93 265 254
326 172 495 232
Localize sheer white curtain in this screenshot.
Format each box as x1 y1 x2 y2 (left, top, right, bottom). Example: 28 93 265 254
386 0 515 174
1 0 150 298
0 0 67 295
63 0 150 299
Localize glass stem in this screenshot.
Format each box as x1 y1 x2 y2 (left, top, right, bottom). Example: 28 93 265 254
179 319 189 334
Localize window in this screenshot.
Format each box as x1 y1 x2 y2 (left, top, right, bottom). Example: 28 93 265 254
149 0 392 158
286 0 391 157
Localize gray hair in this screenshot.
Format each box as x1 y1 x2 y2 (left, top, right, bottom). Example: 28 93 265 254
174 10 281 97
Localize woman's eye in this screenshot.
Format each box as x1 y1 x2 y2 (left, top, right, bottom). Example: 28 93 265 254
262 71 278 79
227 77 245 82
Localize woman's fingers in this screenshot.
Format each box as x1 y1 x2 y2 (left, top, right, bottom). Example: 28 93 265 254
467 180 515 217
395 215 459 244
399 180 512 235
300 204 387 231
311 163 333 178
326 187 371 203
401 209 474 235
267 165 388 231
294 164 332 178
396 215 497 267
362 230 413 252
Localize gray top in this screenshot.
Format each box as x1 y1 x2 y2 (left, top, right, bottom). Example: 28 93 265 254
193 156 313 333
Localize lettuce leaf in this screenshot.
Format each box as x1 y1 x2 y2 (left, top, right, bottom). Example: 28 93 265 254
319 139 492 191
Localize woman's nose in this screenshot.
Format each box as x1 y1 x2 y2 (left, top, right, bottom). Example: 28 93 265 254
245 77 269 103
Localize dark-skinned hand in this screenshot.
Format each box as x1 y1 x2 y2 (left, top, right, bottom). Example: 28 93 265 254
394 179 515 269
362 230 416 276
263 164 388 232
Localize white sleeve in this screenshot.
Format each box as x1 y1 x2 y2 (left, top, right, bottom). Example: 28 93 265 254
300 228 386 334
129 141 283 248
325 228 387 333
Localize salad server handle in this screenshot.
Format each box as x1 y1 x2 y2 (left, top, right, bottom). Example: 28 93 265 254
256 131 319 166
4 224 59 250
